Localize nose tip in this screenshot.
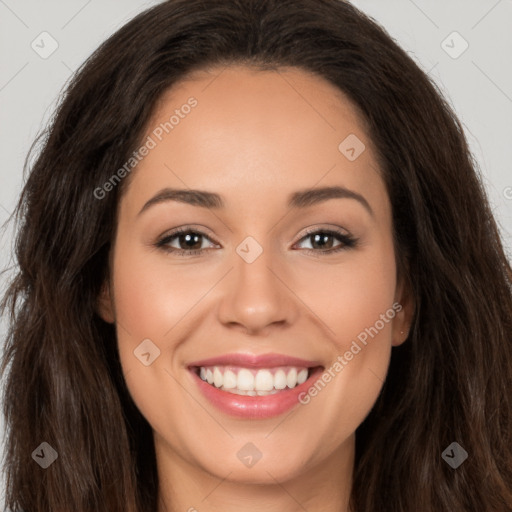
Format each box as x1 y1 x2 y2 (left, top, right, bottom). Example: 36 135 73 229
216 250 298 335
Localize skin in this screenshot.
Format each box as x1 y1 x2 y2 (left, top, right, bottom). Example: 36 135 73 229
98 65 414 512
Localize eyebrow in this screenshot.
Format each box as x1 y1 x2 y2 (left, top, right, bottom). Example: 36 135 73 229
138 185 374 217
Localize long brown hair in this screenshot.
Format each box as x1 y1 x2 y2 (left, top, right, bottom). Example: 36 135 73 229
2 1 511 510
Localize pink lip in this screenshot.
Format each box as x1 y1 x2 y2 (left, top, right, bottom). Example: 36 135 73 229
188 352 322 369
187 353 324 420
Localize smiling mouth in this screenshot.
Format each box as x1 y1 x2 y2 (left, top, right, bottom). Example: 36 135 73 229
191 365 322 396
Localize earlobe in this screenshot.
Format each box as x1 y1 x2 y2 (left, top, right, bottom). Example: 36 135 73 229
96 280 115 324
393 328 409 347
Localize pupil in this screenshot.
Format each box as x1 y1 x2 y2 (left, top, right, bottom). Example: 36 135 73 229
181 233 201 250
313 233 333 250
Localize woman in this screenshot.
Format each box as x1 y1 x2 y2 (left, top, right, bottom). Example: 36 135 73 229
2 0 511 511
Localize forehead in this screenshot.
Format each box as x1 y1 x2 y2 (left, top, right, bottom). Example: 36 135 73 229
122 65 387 218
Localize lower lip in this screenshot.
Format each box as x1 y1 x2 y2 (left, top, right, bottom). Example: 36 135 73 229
189 367 324 419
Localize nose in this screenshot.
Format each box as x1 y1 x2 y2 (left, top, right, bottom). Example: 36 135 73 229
216 243 299 336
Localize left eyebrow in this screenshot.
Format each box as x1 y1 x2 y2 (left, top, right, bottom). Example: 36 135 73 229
288 185 373 217
138 185 373 217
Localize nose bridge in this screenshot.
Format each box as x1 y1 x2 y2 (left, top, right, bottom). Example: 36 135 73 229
217 234 296 333
236 235 276 291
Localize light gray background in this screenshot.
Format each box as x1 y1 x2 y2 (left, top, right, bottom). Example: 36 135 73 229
1 0 511 503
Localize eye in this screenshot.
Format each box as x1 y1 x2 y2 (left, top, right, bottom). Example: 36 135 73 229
294 228 358 255
155 227 219 256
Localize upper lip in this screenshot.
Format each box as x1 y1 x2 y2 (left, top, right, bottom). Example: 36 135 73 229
188 352 323 369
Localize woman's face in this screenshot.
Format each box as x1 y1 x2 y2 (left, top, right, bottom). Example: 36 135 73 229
99 65 412 488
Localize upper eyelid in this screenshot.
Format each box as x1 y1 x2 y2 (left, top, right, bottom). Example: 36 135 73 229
160 227 219 245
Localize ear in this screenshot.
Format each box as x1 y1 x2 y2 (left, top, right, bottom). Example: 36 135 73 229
391 273 415 347
96 279 115 324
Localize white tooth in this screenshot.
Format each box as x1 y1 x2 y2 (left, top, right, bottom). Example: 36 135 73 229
297 368 308 384
205 368 214 385
274 369 287 389
257 390 272 396
254 369 274 391
286 368 298 388
247 390 257 396
199 367 206 380
223 369 237 389
213 367 223 387
237 369 255 391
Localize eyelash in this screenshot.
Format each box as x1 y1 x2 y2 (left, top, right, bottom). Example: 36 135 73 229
155 226 359 257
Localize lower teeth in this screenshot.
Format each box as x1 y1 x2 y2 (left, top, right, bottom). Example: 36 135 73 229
203 380 304 395
218 387 281 396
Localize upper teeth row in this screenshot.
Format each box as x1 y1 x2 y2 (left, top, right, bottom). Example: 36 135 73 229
199 366 309 392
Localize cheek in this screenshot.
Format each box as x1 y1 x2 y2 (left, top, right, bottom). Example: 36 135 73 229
107 242 184 403
306 239 397 346
298 239 397 428
110 244 209 342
